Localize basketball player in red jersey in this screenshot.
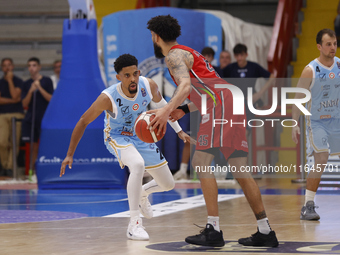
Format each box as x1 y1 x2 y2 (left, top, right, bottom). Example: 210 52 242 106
146 15 278 247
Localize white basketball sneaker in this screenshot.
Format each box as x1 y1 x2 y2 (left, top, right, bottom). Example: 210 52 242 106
126 217 149 240
139 196 153 219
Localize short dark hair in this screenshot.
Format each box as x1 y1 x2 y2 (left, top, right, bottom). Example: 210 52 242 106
233 44 247 55
201 47 215 57
114 54 138 74
28 57 40 65
1 57 13 65
316 29 336 45
147 15 181 42
53 60 61 65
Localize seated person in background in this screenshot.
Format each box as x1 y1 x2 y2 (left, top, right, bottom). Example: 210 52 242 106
215 50 231 77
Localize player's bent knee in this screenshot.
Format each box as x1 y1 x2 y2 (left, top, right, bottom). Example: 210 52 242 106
162 178 175 191
127 159 145 172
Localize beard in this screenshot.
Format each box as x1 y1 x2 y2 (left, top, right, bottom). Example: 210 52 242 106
129 83 137 94
153 43 165 59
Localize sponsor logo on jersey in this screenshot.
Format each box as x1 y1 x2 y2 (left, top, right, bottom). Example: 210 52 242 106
142 100 148 106
317 99 339 112
335 84 340 88
337 61 340 69
319 73 326 82
149 144 155 149
316 66 320 72
121 131 133 136
320 115 331 119
121 106 129 115
322 85 330 90
337 72 340 78
132 103 139 111
124 114 133 125
322 91 329 98
329 72 335 79
141 88 147 97
241 141 248 148
201 113 210 124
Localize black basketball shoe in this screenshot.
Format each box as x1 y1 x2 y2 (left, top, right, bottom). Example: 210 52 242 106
185 223 225 247
238 229 279 247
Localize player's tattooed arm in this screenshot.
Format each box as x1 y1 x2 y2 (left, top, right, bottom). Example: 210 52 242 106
147 49 193 134
165 49 192 108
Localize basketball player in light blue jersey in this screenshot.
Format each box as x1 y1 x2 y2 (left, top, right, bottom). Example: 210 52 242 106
60 54 191 240
292 29 340 220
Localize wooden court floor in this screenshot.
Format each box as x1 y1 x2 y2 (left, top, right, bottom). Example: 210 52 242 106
0 178 339 255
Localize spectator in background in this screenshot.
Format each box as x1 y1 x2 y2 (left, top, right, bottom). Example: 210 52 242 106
0 58 24 177
201 46 215 64
223 43 275 135
50 60 61 90
21 57 54 172
215 50 231 77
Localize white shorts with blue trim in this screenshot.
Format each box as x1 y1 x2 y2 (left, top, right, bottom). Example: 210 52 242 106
104 135 167 170
306 118 340 157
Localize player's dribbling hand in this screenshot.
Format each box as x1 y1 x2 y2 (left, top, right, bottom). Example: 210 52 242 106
292 125 300 144
60 156 73 177
147 107 171 136
177 130 196 145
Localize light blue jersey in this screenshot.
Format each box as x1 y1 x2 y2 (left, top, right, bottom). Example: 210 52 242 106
305 58 340 156
101 76 167 169
102 76 152 137
307 57 340 120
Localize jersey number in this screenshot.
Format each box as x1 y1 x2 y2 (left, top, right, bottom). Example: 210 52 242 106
156 148 164 160
116 98 123 107
198 135 208 146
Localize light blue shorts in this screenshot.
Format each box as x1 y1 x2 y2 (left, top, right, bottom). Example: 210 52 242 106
104 135 167 170
306 118 340 156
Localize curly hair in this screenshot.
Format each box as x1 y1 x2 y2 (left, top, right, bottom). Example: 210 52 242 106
147 15 181 42
114 54 138 73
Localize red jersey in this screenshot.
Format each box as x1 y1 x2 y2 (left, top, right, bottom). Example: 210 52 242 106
169 45 248 154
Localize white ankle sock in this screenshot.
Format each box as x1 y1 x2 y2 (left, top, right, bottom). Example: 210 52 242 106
207 216 220 232
130 210 140 219
179 163 188 173
305 190 316 206
257 218 271 235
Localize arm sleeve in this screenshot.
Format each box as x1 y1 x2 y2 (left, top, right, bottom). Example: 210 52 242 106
153 98 182 133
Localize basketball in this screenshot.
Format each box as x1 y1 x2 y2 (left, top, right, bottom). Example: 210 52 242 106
134 112 165 143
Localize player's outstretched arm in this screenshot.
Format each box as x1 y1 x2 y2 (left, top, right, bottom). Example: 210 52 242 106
292 66 312 144
147 49 192 134
60 93 111 177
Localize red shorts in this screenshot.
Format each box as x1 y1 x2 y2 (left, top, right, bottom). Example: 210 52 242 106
192 86 249 154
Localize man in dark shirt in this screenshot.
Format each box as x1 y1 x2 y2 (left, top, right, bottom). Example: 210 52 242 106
0 58 24 176
21 57 54 171
223 44 275 133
